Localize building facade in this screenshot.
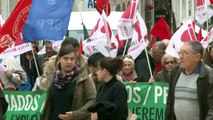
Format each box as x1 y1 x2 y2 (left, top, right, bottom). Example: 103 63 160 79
1 0 212 34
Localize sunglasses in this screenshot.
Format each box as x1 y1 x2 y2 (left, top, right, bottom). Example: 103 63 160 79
165 61 175 65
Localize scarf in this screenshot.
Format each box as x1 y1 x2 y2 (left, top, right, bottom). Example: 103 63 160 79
121 71 135 82
53 66 80 89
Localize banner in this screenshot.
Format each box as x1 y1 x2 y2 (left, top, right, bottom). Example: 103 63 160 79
0 0 32 53
0 43 32 59
3 90 47 120
124 82 169 120
22 0 74 42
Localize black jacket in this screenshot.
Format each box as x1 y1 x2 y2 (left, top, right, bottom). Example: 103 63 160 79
0 89 8 120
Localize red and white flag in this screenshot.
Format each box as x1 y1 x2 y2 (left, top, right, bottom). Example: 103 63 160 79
196 0 208 15
196 7 213 24
117 0 138 40
200 27 213 48
127 12 148 59
0 13 31 58
0 0 32 53
196 0 213 24
166 20 197 58
83 11 118 57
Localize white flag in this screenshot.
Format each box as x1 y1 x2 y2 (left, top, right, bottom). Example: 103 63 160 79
117 0 138 40
165 19 197 58
196 7 213 24
201 27 213 48
127 12 148 59
83 11 118 57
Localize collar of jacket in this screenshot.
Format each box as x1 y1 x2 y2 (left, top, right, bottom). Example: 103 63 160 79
74 67 88 84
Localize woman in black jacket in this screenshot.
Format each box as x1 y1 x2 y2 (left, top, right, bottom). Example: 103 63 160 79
88 57 128 120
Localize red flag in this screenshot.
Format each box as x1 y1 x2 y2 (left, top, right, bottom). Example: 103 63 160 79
0 0 32 53
78 38 83 55
95 0 111 16
14 34 23 46
115 34 124 48
150 17 172 40
197 27 203 41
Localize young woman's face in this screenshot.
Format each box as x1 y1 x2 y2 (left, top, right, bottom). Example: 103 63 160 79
59 52 77 73
96 66 105 82
122 61 134 74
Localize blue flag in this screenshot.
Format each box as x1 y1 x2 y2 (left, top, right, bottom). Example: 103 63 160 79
22 0 74 42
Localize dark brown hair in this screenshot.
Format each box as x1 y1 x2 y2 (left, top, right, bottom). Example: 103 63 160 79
62 37 79 50
58 44 76 57
99 57 123 76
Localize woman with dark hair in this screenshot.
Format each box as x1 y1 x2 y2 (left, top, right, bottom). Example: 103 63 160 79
88 57 128 120
42 44 96 120
87 52 105 89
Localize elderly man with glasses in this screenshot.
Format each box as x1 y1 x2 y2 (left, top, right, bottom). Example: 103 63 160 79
166 41 213 120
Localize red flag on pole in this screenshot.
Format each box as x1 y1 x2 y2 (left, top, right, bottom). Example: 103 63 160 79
95 0 111 16
0 0 32 53
197 27 203 41
115 34 124 48
78 38 83 55
150 17 172 40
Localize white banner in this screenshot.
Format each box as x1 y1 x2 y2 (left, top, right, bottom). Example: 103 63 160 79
0 43 32 59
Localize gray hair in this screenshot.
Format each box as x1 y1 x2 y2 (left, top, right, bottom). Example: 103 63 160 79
161 53 178 67
185 41 203 57
153 41 166 54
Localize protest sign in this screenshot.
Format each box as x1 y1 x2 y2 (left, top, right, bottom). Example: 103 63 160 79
124 82 169 120
3 90 47 120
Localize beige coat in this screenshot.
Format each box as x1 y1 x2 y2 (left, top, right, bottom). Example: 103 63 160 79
40 55 96 120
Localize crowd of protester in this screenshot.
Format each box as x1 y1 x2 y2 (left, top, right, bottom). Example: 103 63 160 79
0 37 213 120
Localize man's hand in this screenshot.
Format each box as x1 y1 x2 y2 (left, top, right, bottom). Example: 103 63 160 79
148 76 155 83
58 112 73 120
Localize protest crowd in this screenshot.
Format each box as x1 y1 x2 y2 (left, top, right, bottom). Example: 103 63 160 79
1 0 213 120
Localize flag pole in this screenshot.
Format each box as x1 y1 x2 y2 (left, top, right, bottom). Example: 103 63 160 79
206 12 210 51
145 47 153 77
102 10 112 57
75 0 84 25
31 44 40 77
122 1 137 56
